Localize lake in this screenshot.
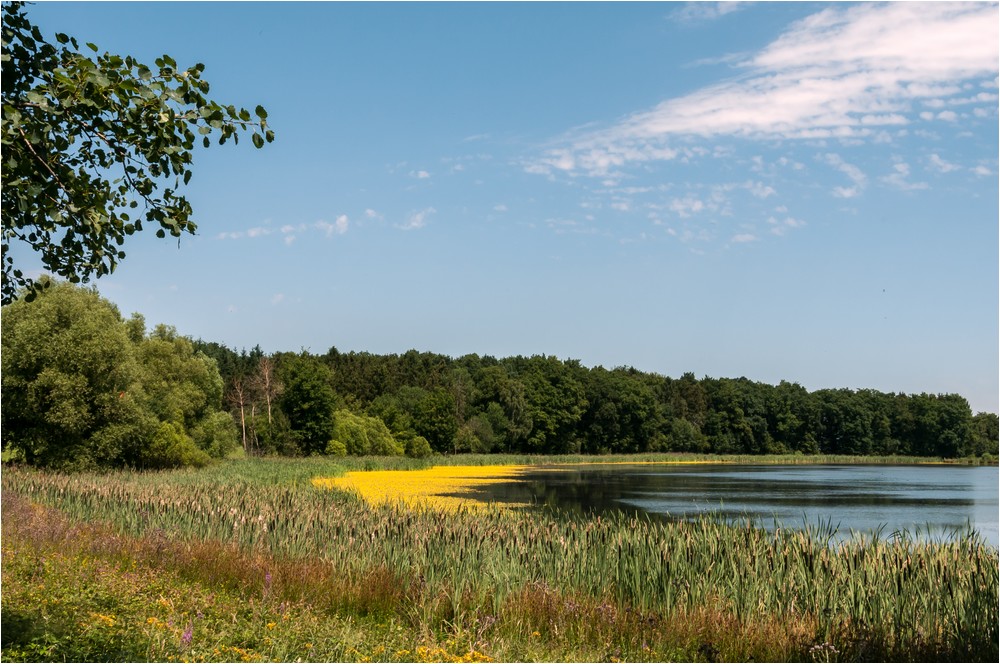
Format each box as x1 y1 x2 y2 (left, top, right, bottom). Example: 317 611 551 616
466 463 999 547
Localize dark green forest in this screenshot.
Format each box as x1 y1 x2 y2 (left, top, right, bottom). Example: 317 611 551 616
196 339 999 462
3 283 996 470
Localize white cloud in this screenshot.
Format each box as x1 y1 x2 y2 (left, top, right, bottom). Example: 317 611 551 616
528 2 998 177
745 180 776 199
271 293 284 305
399 207 436 231
971 164 994 176
768 215 806 236
217 225 272 240
731 233 757 243
928 153 960 173
881 160 928 191
674 2 753 24
493 204 508 212
822 153 867 198
936 110 959 122
410 170 431 179
315 215 349 237
669 196 705 218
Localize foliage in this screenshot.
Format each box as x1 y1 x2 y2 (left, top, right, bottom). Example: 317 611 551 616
404 435 433 459
1 2 273 304
329 409 403 457
278 353 337 455
1 281 236 469
971 412 1000 457
145 420 211 468
4 458 997 662
1 280 153 469
190 340 993 460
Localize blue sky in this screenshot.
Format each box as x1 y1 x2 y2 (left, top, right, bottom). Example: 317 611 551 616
17 2 1000 413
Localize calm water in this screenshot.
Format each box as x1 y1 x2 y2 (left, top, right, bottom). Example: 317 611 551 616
467 464 999 547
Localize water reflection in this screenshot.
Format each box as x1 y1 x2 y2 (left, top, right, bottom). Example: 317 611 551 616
464 464 998 547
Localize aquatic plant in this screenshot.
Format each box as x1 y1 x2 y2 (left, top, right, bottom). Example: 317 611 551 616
2 457 996 662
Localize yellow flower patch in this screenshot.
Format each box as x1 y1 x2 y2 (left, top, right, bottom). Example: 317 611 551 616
312 465 531 512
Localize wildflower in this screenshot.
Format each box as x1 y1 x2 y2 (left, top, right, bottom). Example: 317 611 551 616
181 622 193 646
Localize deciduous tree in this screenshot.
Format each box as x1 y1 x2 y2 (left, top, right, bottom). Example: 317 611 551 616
1 2 273 304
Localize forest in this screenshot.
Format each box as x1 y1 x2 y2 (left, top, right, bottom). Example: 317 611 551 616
3 283 996 471
195 338 999 462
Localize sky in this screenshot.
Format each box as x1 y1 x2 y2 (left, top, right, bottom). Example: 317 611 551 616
14 1 1000 414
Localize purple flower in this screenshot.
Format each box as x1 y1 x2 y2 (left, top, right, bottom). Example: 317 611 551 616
181 623 193 646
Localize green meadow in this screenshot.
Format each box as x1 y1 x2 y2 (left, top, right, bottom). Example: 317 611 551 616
2 455 997 662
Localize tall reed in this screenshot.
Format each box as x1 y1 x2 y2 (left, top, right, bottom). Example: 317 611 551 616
3 458 996 661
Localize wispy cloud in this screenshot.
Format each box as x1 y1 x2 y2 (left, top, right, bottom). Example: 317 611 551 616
673 2 753 24
217 226 272 240
528 3 998 177
224 215 350 245
881 160 927 191
928 153 960 173
410 170 431 179
315 215 350 237
768 214 806 236
399 207 436 231
822 153 867 198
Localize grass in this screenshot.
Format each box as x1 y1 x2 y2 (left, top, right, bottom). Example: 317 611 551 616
2 454 997 662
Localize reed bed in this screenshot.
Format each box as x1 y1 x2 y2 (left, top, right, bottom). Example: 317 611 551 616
2 458 997 662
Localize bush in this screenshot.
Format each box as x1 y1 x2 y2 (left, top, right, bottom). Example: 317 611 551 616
144 422 211 468
330 410 404 456
190 410 239 458
405 435 433 459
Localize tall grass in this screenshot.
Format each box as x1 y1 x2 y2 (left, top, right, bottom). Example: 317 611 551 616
2 457 997 661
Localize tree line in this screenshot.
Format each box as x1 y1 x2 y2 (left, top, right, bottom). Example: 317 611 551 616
3 283 996 471
195 339 999 462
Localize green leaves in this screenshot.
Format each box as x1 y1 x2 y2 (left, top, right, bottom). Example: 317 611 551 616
1 2 273 305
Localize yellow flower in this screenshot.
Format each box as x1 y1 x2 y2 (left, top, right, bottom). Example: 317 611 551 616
90 612 116 627
312 465 532 512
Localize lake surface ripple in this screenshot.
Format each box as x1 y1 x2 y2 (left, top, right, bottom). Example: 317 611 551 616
468 464 999 547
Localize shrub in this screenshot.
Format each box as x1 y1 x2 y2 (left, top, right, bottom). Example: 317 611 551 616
144 422 211 468
405 435 433 459
330 410 403 456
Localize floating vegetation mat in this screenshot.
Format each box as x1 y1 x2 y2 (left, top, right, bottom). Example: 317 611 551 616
312 465 533 511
